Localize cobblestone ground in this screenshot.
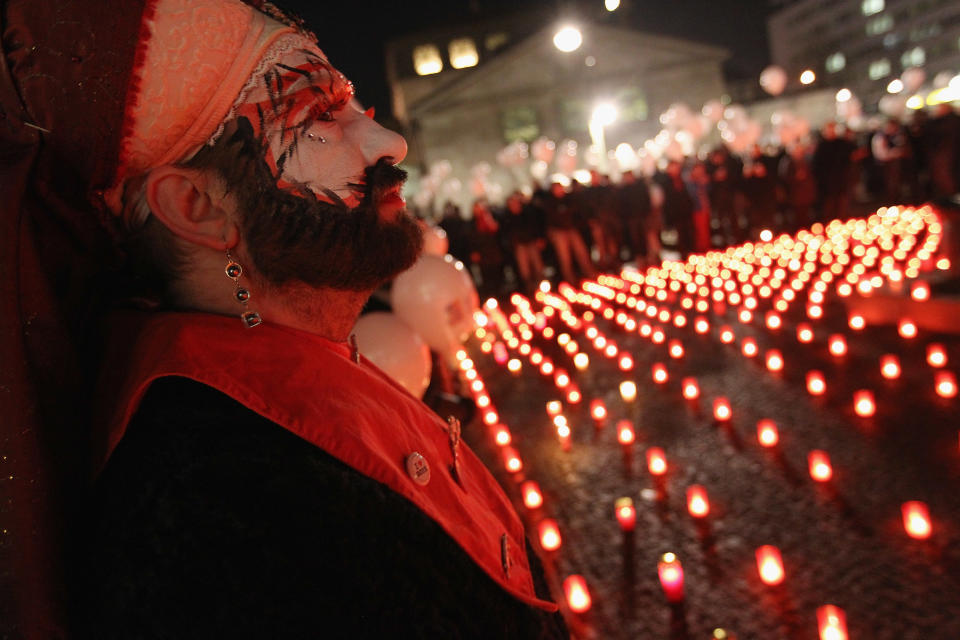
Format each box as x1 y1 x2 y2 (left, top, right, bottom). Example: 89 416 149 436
464 286 960 640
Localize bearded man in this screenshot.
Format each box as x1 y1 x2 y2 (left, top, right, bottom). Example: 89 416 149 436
0 1 567 637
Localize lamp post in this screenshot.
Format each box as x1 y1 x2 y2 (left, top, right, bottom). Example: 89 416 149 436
589 102 617 174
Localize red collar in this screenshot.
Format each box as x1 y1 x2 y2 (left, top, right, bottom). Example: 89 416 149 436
97 311 557 612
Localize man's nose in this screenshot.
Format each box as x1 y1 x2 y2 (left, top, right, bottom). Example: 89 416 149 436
354 115 407 166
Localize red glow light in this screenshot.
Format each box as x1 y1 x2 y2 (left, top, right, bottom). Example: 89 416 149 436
756 545 785 585
618 353 635 371
849 314 865 330
881 354 901 379
617 420 635 445
742 338 758 358
901 501 932 539
652 363 669 384
538 519 562 551
853 390 875 417
521 481 543 509
668 339 685 359
817 605 848 640
590 399 607 421
494 425 512 446
682 377 700 400
808 450 833 482
807 371 826 396
828 334 847 357
935 371 958 398
898 318 918 339
686 485 710 518
757 419 779 447
502 446 523 473
720 326 735 344
615 496 636 531
766 350 784 372
911 282 930 301
765 312 782 330
926 344 947 368
647 447 667 475
564 575 591 613
713 397 732 421
797 323 814 343
658 553 685 602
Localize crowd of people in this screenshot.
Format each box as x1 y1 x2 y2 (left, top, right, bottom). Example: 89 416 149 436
432 104 960 297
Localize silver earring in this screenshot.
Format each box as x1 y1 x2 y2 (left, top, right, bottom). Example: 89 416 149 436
225 250 262 328
306 132 326 143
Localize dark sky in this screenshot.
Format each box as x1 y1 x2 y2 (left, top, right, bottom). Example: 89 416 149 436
283 0 773 120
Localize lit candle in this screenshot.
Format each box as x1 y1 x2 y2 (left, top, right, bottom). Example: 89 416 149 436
563 575 592 613
682 377 700 400
901 501 932 539
668 339 685 359
808 450 833 482
618 353 634 371
502 446 523 473
657 552 685 602
848 314 865 330
652 363 669 384
797 323 814 343
521 481 543 509
538 519 562 551
554 369 570 388
647 447 667 475
484 410 499 425
816 604 848 640
713 397 732 421
720 326 735 344
936 371 958 398
766 350 784 372
507 358 522 374
573 352 590 370
695 317 710 334
910 281 930 301
493 425 512 446
755 545 785 585
686 485 710 518
828 334 847 357
853 390 875 417
741 338 758 358
566 387 582 404
615 496 637 531
807 371 826 396
765 311 782 330
898 318 918 339
757 419 779 447
617 419 635 445
546 400 562 416
880 354 901 379
619 380 637 403
807 304 823 319
926 343 947 368
589 399 607 423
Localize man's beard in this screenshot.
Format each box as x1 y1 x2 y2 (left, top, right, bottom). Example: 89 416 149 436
223 120 423 291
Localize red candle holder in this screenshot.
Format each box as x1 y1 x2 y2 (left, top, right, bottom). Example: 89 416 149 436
808 450 833 482
901 501 932 539
617 420 636 445
713 397 732 421
563 575 592 613
926 343 947 368
755 545 785 585
521 481 543 509
807 371 826 396
615 496 637 531
936 371 958 398
880 354 901 379
652 363 669 384
757 419 779 447
647 447 667 476
538 519 562 551
657 553 685 602
797 323 814 343
682 378 700 400
853 389 875 417
828 334 847 357
686 485 710 518
816 604 848 640
766 350 784 372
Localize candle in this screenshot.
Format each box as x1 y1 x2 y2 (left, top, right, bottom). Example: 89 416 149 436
652 328 666 344
828 334 847 357
713 397 732 421
573 352 590 370
765 350 784 372
668 339 684 359
695 317 710 334
935 371 958 398
538 519 562 551
755 545 785 585
738 309 753 324
720 326 735 344
686 485 710 518
617 420 636 445
484 410 499 425
563 575 592 613
657 552 685 602
853 390 875 417
546 400 562 416
816 605 848 640
652 363 669 384
590 399 607 422
619 380 638 403
682 377 700 400
618 353 635 371
848 314 865 330
507 358 522 374
797 323 814 343
881 354 901 379
898 318 918 338
926 343 947 368
741 338 758 358
757 419 779 447
493 425 512 446
765 312 782 330
566 387 582 404
540 359 554 375
647 447 668 475
807 304 823 319
910 281 930 301
615 496 637 531
521 481 543 509
554 369 570 388
502 446 523 473
807 371 826 396
901 501 932 539
808 450 833 482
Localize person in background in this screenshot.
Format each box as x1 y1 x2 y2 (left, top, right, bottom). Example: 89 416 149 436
543 182 596 284
502 191 546 293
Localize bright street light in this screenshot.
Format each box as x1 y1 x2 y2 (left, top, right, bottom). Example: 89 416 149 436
800 69 816 85
591 102 618 127
553 26 583 52
835 88 852 102
589 102 617 173
605 0 621 10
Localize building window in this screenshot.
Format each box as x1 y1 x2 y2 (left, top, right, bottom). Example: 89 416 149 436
485 32 509 52
869 58 891 79
861 0 884 16
900 46 925 67
826 52 846 73
501 106 540 142
449 38 479 70
413 44 443 75
866 15 893 36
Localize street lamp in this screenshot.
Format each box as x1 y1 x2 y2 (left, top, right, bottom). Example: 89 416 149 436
553 26 582 52
589 102 617 174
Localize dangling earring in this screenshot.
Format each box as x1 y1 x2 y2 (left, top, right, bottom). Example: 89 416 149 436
225 250 262 328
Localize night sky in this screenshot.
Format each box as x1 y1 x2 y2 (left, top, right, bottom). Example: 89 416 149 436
283 0 773 121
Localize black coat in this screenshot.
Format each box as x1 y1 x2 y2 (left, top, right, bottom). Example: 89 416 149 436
75 378 568 639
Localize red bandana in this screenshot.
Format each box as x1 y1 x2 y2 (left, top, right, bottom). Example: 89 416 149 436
96 311 558 612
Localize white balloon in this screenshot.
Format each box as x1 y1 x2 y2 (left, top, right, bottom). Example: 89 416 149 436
759 65 788 96
420 223 449 256
530 160 549 181
901 67 926 92
702 100 725 123
353 312 432 398
391 255 480 357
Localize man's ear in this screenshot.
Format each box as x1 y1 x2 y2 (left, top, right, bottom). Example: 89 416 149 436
145 166 239 250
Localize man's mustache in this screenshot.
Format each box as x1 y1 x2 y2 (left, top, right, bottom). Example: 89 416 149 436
349 158 408 205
